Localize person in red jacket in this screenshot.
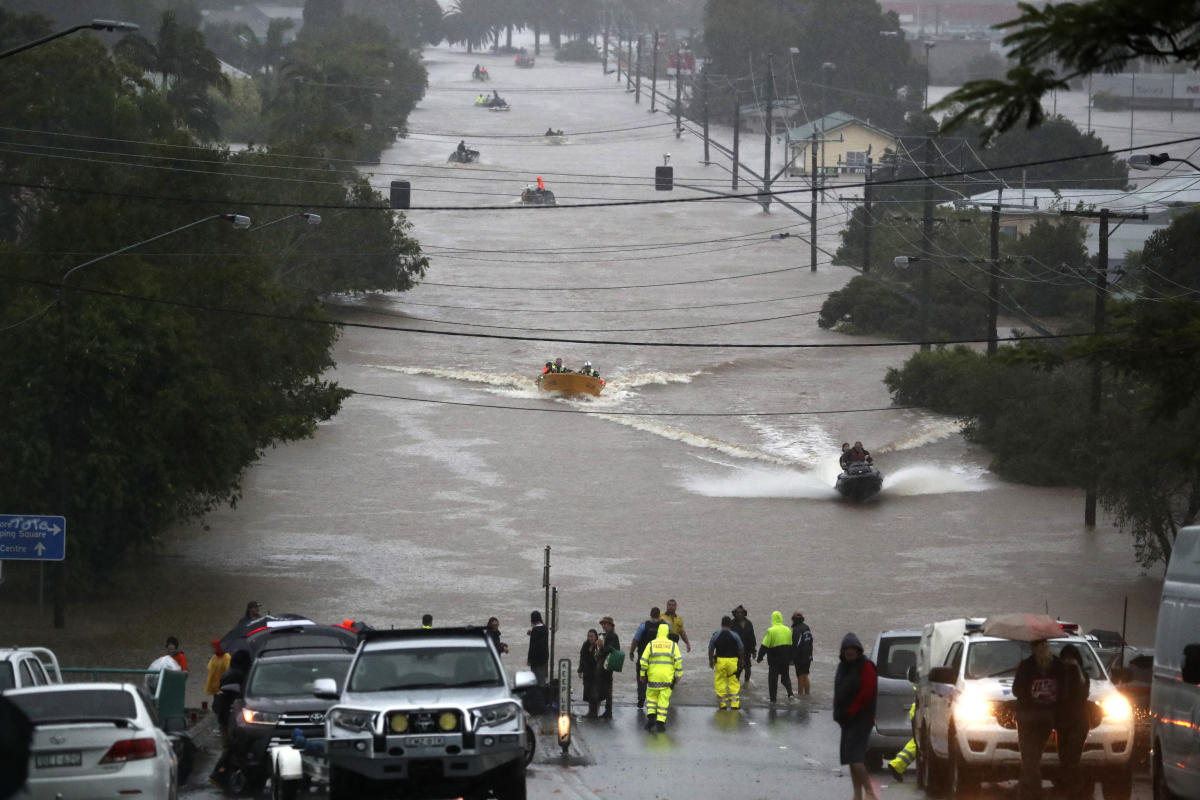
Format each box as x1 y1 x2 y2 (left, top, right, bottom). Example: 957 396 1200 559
834 632 879 800
165 636 188 671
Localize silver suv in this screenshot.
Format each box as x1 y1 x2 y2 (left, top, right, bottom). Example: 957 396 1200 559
915 623 1134 800
316 627 534 800
868 630 920 767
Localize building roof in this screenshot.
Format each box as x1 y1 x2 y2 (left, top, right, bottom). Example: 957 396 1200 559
785 112 896 142
948 173 1200 219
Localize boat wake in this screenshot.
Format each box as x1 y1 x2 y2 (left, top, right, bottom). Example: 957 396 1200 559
682 467 838 499
682 462 988 501
373 366 699 406
883 465 989 495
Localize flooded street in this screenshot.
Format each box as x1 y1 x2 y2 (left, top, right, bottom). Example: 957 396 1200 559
3 44 1184 722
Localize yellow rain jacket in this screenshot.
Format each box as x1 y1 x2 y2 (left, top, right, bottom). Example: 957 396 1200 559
639 623 682 687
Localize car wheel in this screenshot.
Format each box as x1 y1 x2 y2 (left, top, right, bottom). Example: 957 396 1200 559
1152 747 1178 800
228 768 248 796
492 760 527 800
948 736 980 799
271 759 298 800
328 766 359 800
1101 766 1133 800
524 721 536 766
919 728 948 797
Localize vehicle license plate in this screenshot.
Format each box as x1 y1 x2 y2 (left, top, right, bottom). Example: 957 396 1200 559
36 751 82 768
406 736 444 747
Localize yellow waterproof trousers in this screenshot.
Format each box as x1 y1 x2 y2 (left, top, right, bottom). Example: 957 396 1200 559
645 684 673 722
714 657 741 709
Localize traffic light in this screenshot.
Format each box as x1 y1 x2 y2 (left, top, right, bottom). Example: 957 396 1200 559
390 180 410 210
655 166 673 191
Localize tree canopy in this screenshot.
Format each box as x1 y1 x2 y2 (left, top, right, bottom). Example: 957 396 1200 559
0 10 427 602
930 0 1200 140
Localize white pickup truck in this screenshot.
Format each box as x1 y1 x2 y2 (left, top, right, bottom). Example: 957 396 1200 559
0 646 62 690
913 619 1134 799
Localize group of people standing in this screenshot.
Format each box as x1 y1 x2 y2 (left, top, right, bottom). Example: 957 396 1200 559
565 602 816 731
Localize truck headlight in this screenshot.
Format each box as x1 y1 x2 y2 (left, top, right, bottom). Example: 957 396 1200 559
472 702 520 729
329 708 377 734
1100 693 1133 721
954 690 995 725
241 708 281 726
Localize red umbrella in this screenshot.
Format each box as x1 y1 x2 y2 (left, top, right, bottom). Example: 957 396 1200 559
982 613 1063 642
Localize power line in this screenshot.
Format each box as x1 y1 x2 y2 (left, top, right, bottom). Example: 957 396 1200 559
1 272 1092 349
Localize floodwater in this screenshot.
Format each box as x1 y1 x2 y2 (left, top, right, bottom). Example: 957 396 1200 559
5 46 1190 713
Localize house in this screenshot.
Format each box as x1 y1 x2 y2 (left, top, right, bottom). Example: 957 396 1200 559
737 97 808 135
785 112 898 178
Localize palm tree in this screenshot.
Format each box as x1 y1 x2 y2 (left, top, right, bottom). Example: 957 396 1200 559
114 11 231 141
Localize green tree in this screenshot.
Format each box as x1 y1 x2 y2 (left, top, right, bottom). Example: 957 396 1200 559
113 10 231 141
0 9 427 602
930 0 1200 140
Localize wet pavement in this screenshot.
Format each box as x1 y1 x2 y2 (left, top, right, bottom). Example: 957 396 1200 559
181 699 1151 800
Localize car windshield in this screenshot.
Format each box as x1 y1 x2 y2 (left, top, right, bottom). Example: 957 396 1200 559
349 646 502 692
965 640 1105 679
8 689 136 723
248 657 352 697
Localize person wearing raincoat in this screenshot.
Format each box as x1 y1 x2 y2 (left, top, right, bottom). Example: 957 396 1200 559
756 610 796 703
639 623 682 731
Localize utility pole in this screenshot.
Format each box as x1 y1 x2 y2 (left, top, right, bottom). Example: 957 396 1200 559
762 52 774 212
635 35 642 104
862 157 873 273
675 46 683 138
920 137 935 352
987 189 1004 356
1059 207 1147 526
701 69 710 163
732 94 740 190
543 546 551 637
602 17 609 75
811 130 819 271
650 31 659 111
626 37 633 91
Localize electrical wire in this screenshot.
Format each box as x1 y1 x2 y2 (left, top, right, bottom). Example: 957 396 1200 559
0 272 1091 349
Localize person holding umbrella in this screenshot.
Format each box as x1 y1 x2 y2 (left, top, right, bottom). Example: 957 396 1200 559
1012 637 1065 800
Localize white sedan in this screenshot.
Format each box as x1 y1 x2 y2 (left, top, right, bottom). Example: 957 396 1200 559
5 682 178 800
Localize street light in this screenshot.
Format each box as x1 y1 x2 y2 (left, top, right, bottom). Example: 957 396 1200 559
52 212 249 628
0 19 138 61
1128 152 1200 172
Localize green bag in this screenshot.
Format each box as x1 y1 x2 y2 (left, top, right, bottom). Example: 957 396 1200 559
604 648 625 672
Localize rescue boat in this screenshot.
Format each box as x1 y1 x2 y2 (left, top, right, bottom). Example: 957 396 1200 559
835 461 883 502
537 372 604 396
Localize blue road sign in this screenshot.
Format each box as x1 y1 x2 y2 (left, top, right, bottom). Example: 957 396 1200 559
0 514 66 561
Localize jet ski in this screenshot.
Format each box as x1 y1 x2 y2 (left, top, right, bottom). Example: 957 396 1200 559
448 147 480 163
835 461 883 502
521 185 556 205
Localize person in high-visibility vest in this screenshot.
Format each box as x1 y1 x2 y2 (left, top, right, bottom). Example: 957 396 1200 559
639 622 682 731
888 700 916 781
708 615 744 710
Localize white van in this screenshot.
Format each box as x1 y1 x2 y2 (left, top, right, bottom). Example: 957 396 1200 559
1150 525 1200 800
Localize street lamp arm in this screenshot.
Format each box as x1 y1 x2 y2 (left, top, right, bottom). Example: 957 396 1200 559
61 214 249 286
0 19 138 61
251 211 322 231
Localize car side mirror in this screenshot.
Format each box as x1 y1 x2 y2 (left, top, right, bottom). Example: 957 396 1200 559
928 666 957 685
312 677 339 700
220 683 243 697
512 670 536 692
907 665 919 684
1183 644 1200 685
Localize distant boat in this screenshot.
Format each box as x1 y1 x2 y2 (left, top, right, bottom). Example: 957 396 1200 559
537 372 604 396
835 462 883 502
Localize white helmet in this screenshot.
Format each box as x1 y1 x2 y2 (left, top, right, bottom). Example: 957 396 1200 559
584 361 592 367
